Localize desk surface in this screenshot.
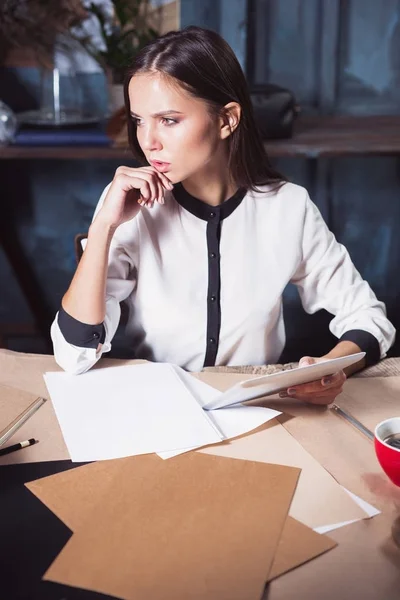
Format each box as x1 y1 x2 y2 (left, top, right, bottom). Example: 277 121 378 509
1 350 399 600
0 115 399 160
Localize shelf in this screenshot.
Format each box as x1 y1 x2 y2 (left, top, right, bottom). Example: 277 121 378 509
0 115 399 160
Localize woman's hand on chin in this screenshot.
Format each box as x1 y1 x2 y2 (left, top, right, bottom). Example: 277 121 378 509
97 165 173 229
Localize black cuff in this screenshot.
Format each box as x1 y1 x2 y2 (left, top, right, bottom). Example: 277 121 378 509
339 329 380 367
57 306 105 349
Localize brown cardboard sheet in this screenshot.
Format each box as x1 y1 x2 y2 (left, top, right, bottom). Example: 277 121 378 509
268 516 336 581
40 453 300 600
199 420 367 529
26 457 336 585
26 458 126 531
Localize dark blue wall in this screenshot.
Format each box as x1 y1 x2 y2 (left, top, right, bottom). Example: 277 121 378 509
1 0 399 357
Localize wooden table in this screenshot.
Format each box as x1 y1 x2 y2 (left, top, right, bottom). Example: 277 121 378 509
0 349 399 599
1 115 400 348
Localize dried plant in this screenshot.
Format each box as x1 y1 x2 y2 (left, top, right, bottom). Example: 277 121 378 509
0 0 87 64
0 0 159 80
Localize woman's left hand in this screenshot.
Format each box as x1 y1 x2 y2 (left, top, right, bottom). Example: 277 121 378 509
279 356 346 405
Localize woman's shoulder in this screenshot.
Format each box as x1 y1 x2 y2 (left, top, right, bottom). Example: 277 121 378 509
248 181 310 208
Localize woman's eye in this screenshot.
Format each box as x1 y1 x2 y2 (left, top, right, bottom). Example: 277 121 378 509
132 117 177 126
161 118 177 126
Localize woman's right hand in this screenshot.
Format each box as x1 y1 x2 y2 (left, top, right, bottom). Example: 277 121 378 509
96 166 174 229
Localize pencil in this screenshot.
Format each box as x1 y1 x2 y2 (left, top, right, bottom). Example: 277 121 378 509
0 396 46 446
331 404 374 441
0 438 38 457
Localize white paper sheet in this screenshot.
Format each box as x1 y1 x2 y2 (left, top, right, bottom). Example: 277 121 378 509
313 487 380 534
157 368 281 459
44 364 223 462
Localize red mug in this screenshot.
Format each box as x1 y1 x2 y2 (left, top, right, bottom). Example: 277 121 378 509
374 417 400 487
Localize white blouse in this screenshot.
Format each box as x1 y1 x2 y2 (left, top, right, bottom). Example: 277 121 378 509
51 181 395 374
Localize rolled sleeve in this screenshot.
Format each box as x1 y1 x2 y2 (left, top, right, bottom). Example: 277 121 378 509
51 316 106 375
339 329 380 366
57 306 105 348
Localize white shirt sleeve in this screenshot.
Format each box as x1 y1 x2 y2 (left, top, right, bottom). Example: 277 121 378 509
51 184 137 374
291 191 396 358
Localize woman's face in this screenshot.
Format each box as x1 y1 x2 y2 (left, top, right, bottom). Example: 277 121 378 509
128 72 224 184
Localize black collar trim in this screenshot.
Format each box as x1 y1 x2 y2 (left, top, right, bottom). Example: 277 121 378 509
172 182 247 221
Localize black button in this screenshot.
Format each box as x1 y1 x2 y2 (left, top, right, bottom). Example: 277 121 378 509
93 331 100 339
210 295 216 302
210 252 216 259
209 212 216 218
209 337 216 344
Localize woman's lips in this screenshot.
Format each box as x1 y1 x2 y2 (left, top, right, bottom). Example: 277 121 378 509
150 160 171 173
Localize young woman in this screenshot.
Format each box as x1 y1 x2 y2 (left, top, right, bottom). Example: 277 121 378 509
51 26 395 404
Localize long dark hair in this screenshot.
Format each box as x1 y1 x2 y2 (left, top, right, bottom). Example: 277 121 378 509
124 26 285 192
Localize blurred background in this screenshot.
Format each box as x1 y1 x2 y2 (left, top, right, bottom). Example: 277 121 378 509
0 0 399 361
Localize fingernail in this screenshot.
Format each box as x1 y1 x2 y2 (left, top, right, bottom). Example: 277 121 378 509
287 388 296 396
279 391 288 398
322 377 332 386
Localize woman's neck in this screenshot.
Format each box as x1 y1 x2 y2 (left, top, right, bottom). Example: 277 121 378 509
181 147 238 206
181 177 238 207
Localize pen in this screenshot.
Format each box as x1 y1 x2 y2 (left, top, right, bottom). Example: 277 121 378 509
0 438 38 457
331 404 374 441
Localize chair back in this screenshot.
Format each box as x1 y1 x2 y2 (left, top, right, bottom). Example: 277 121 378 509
74 233 88 264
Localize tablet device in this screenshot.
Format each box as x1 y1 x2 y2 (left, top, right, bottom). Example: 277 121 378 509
203 352 366 410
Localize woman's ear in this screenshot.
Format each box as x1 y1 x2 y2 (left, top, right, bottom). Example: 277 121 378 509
219 102 241 139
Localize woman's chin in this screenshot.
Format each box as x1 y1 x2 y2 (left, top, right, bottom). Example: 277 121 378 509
166 173 178 184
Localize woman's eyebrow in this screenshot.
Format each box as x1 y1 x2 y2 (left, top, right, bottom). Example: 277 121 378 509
130 110 184 118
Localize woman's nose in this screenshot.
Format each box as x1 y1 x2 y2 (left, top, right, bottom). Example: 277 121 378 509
141 126 162 152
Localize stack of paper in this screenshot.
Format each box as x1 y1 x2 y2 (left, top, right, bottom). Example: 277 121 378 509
26 452 337 600
42 355 366 463
19 361 377 534
43 363 281 462
41 362 377 532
